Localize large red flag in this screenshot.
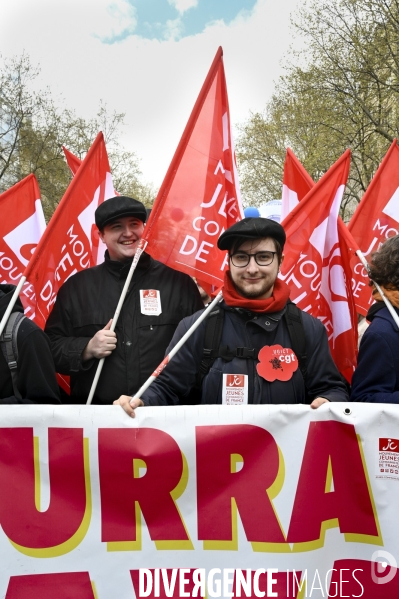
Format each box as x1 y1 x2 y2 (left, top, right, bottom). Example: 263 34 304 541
280 149 358 382
142 47 243 287
348 139 399 316
24 133 114 329
62 146 82 175
0 175 45 318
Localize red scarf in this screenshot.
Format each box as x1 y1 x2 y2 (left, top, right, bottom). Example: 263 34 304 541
222 270 290 313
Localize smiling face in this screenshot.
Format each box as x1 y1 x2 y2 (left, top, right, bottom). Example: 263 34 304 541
99 216 145 262
229 237 282 299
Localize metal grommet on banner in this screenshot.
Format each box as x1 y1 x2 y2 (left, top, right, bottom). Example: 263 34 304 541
344 407 352 415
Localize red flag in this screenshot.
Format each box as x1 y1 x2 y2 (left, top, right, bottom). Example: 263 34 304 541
142 47 243 287
24 133 114 328
348 139 399 316
281 147 314 219
0 175 45 319
280 150 358 382
63 145 120 199
63 146 82 175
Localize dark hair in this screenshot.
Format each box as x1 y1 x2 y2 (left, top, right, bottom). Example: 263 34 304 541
229 237 283 265
369 235 399 289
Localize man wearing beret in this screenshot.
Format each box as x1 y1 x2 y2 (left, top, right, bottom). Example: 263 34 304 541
45 196 203 404
115 217 348 415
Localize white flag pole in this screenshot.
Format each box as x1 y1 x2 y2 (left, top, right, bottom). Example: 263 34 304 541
0 276 27 337
131 289 223 401
86 239 147 405
355 249 399 328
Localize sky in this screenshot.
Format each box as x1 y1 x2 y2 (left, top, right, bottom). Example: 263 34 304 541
0 0 302 189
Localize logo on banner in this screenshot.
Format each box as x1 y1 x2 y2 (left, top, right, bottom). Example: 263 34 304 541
140 290 162 316
222 374 248 405
376 437 399 480
257 345 298 382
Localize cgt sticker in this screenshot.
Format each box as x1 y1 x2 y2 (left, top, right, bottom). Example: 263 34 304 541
257 344 298 382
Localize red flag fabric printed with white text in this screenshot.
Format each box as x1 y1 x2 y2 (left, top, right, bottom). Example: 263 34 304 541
280 149 357 382
0 174 45 319
348 139 399 316
143 47 243 288
24 132 114 328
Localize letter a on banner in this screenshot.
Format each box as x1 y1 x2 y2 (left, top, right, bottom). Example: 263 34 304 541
142 47 244 288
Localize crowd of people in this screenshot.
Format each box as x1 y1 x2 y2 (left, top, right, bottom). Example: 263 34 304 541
1 195 398 411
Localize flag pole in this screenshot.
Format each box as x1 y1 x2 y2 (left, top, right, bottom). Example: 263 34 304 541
130 289 223 402
86 239 147 405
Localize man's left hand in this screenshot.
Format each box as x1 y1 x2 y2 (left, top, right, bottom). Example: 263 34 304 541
310 397 329 409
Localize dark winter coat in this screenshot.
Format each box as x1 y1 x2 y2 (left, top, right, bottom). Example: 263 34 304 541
141 301 349 406
0 284 60 404
44 252 203 404
351 303 399 403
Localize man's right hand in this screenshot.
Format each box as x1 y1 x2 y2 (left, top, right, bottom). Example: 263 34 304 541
82 319 117 360
114 395 144 417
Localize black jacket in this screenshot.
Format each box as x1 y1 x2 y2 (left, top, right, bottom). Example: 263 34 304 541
141 301 349 405
0 284 60 404
44 252 203 404
351 303 399 403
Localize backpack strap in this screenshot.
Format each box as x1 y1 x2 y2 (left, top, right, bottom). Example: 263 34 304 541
197 307 258 385
283 301 308 384
0 312 26 400
198 306 225 383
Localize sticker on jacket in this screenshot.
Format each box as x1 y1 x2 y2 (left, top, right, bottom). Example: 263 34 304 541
140 290 162 316
222 374 248 405
256 345 298 382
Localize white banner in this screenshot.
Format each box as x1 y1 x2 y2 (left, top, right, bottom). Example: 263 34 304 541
0 403 398 598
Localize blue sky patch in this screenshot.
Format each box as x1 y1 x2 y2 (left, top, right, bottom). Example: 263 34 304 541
102 0 258 43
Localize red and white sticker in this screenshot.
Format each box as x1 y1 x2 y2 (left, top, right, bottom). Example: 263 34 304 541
376 438 399 481
256 344 298 382
140 290 162 316
222 374 248 405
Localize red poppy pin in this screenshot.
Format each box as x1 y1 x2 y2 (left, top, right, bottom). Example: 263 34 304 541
256 344 298 382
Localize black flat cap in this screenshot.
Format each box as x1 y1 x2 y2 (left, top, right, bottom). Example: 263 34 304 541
95 196 147 229
217 217 286 251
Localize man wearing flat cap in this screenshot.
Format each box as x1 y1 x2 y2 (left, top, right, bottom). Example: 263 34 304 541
45 196 203 404
115 217 348 415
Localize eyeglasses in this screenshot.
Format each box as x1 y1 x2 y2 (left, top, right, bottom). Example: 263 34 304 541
230 251 277 267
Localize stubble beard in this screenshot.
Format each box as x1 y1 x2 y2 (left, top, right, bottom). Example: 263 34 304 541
233 277 274 299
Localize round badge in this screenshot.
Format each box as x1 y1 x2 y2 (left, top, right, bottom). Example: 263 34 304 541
256 344 298 382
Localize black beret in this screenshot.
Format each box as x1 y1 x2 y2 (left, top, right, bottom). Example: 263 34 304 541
95 196 147 229
217 217 286 251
